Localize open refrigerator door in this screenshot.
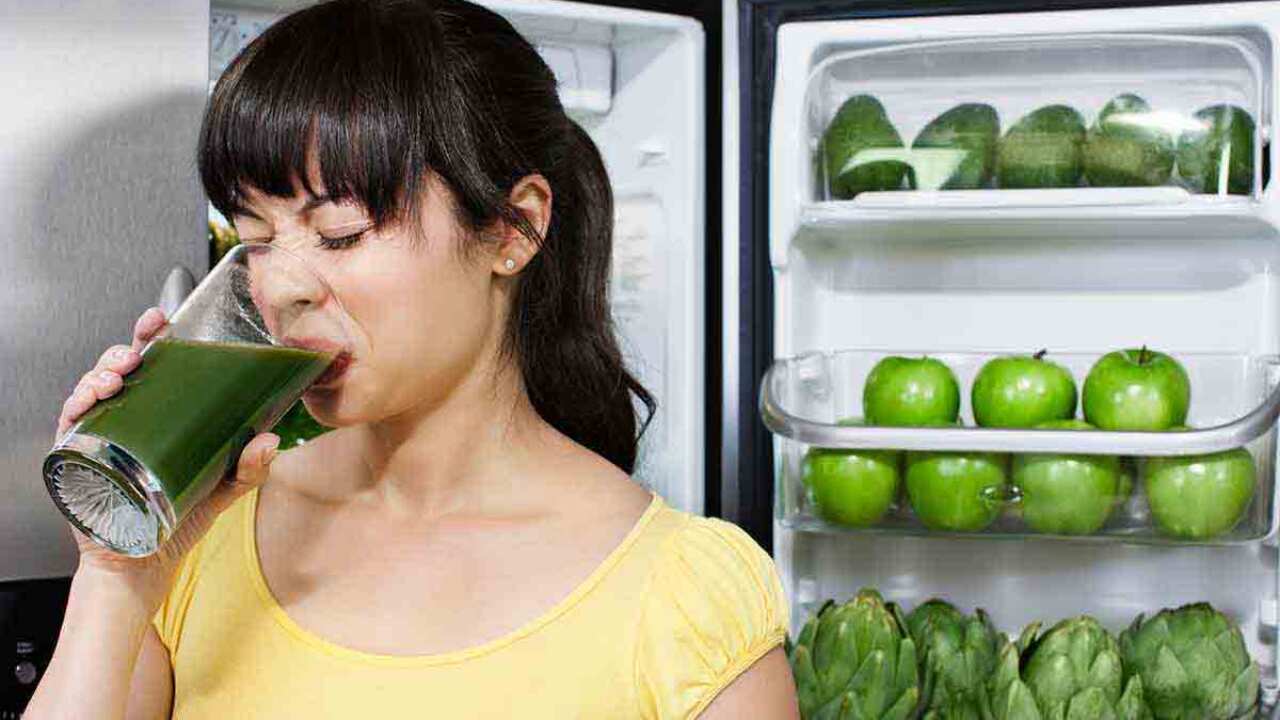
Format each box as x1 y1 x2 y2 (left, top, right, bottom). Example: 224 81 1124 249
206 0 705 512
762 2 1280 717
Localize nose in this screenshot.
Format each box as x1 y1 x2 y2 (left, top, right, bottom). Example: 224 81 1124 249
244 244 330 337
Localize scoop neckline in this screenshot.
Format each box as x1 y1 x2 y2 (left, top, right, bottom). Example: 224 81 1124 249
242 487 665 667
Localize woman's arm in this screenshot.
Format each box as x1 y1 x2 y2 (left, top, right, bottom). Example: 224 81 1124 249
698 647 800 720
26 307 275 720
24 570 172 720
128 626 175 719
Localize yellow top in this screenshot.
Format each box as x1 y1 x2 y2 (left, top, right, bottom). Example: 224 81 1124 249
153 489 789 719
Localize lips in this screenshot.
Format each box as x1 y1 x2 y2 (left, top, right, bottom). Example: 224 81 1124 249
311 352 352 388
282 336 352 388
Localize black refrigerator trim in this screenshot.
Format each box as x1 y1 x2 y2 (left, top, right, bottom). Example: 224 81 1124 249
731 0 1267 553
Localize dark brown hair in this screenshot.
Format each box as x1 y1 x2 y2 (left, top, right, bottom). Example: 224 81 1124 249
199 0 654 472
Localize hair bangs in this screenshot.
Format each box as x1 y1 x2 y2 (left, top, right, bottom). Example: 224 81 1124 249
199 1 419 226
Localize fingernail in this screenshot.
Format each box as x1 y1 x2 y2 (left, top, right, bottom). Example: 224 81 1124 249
265 439 280 463
112 348 130 360
97 371 115 383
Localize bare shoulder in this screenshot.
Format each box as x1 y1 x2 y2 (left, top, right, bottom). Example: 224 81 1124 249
526 428 656 557
546 439 653 522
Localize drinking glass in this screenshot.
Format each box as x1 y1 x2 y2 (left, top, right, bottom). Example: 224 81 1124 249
43 243 348 556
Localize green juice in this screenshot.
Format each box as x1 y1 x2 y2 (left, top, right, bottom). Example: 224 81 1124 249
75 338 333 519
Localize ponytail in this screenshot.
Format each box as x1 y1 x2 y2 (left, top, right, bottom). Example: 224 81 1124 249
512 121 655 474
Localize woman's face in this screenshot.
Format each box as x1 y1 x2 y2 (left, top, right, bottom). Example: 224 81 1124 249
231 175 505 428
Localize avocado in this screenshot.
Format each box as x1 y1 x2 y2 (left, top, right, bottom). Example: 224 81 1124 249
911 103 999 189
821 95 910 198
997 104 1086 189
1176 104 1255 195
1083 94 1174 187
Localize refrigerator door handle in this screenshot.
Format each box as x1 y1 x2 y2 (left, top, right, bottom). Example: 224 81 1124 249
157 266 196 318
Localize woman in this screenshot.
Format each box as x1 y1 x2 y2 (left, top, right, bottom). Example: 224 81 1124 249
27 1 797 718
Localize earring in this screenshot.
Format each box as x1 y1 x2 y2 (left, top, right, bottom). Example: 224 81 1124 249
504 258 516 271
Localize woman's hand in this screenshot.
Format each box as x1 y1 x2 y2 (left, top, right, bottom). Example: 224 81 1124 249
54 307 281 614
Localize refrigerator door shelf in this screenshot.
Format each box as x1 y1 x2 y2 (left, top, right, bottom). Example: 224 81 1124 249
799 33 1265 203
783 531 1280 711
769 7 1280 267
763 349 1280 544
776 199 1279 271
849 186 1201 209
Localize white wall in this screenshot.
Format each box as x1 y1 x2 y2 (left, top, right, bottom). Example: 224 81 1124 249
0 1 209 580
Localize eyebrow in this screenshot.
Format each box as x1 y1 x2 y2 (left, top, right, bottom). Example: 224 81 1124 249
232 194 336 221
301 194 336 212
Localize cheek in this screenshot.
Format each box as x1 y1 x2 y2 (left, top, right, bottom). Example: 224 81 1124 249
337 240 496 407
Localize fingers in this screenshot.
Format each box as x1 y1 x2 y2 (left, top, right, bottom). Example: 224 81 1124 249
53 310 161 439
93 344 141 376
149 433 280 563
132 307 168 352
230 433 281 490
57 369 123 436
206 433 281 512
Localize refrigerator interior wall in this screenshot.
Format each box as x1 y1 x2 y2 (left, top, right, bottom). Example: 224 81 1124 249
768 1 1280 708
210 1 706 512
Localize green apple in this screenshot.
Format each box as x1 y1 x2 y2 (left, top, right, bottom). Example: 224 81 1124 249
972 350 1077 428
863 356 960 427
905 451 1008 531
1012 419 1120 535
1082 347 1190 430
1144 428 1256 540
803 446 901 528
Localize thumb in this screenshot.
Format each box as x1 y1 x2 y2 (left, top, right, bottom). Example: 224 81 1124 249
161 433 280 561
206 433 281 514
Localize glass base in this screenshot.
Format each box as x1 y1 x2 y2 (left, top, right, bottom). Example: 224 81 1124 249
43 433 175 557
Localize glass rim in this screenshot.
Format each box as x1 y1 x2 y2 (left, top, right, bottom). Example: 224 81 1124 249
167 240 353 351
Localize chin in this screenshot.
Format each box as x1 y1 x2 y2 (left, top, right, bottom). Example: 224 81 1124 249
301 381 368 428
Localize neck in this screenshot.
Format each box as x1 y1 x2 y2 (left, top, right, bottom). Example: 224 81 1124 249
351 357 559 519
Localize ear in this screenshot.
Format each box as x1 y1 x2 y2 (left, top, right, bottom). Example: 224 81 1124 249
493 174 552 276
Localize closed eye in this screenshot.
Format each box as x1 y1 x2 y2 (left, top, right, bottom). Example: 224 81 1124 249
316 230 366 250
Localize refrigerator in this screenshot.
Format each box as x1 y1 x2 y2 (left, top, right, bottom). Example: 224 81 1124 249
740 1 1280 718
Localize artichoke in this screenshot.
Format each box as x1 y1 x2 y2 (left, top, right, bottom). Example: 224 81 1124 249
1119 603 1259 720
789 589 921 720
989 616 1152 720
906 600 1003 720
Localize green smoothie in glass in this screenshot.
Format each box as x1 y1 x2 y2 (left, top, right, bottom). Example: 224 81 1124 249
74 338 332 516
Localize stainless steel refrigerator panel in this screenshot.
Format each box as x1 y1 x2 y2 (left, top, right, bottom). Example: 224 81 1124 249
0 0 210 580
